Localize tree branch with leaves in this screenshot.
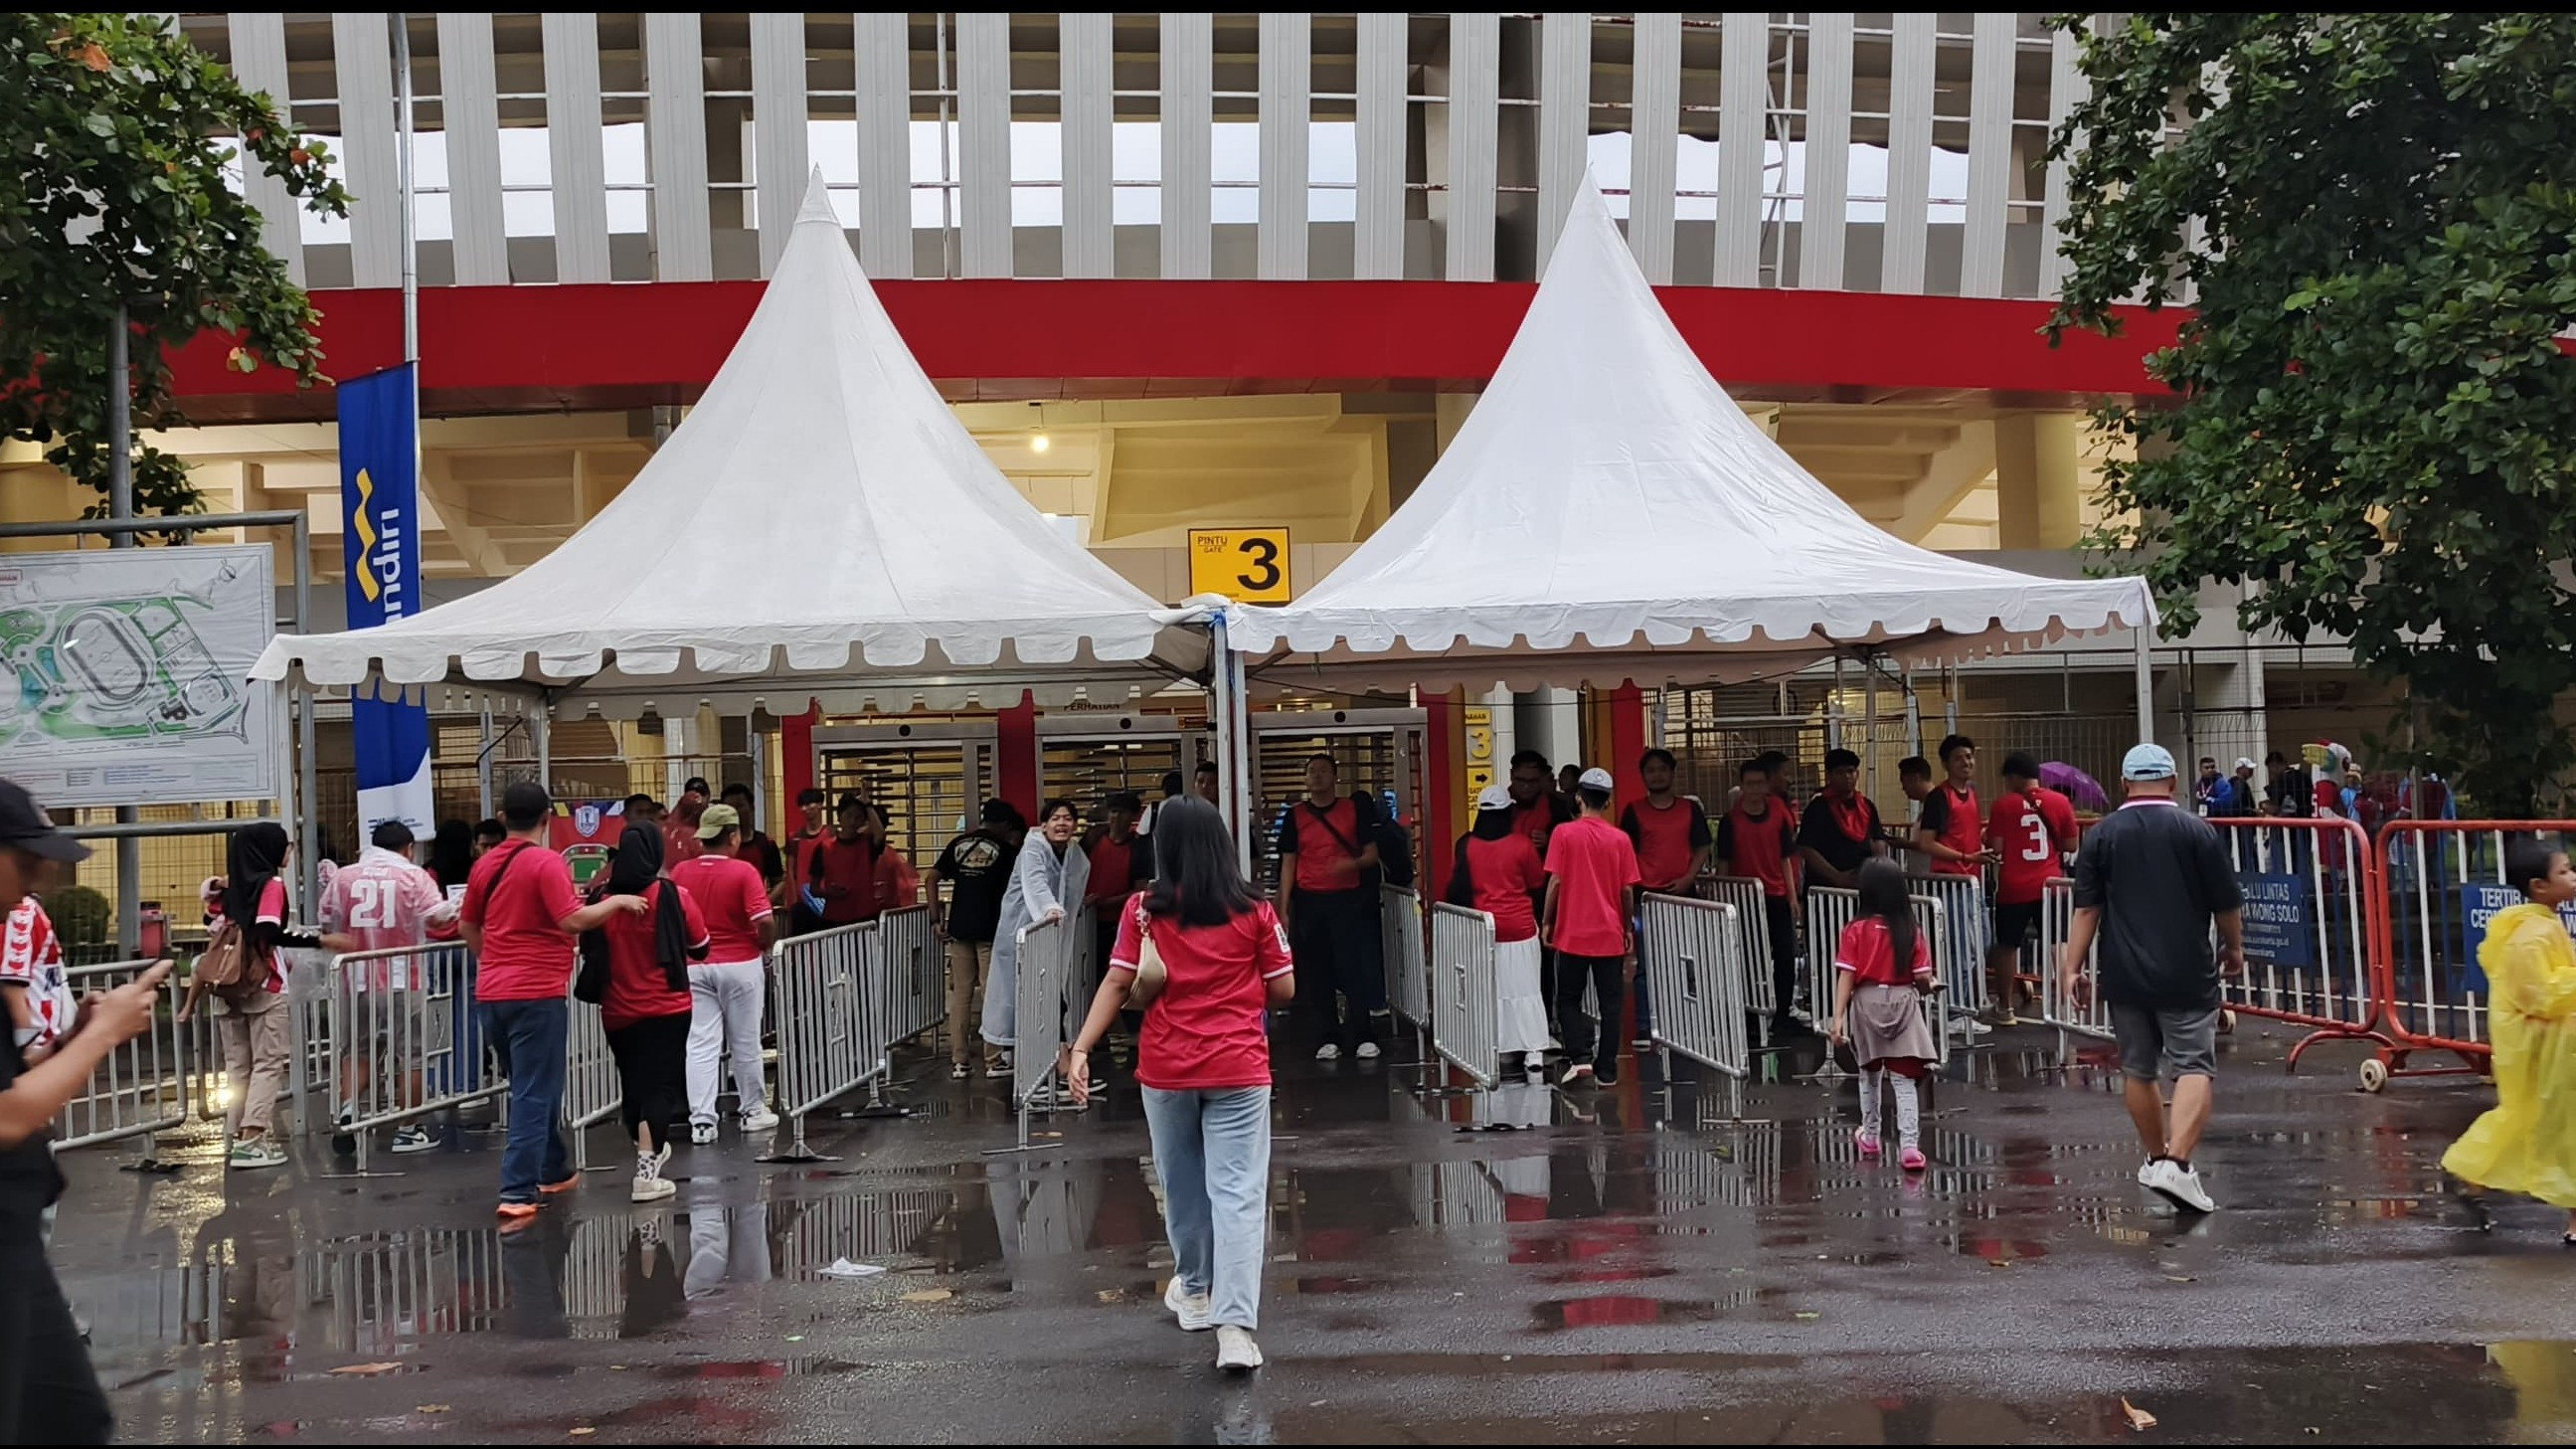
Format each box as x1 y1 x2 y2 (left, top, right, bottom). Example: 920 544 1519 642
0 12 349 521
2049 12 2576 816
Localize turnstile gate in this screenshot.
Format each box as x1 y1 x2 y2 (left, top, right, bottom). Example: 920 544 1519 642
1250 708 1427 892
812 721 996 866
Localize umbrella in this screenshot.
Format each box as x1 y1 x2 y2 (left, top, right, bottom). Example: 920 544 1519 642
2040 761 2109 812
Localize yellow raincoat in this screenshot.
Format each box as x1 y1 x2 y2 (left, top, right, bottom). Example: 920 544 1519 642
2443 902 2576 1206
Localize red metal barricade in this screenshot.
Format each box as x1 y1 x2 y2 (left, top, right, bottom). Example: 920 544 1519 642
2361 820 2576 1091
2207 817 2385 1072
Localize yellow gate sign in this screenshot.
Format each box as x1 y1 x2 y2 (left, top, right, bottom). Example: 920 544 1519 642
1188 528 1292 604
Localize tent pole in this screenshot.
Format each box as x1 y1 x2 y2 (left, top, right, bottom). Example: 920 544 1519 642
1862 655 1878 803
1827 654 1845 751
1903 668 1921 757
1209 614 1253 877
2133 627 2154 744
535 692 553 795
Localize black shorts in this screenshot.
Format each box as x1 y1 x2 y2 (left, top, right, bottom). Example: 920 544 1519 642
1992 899 2042 954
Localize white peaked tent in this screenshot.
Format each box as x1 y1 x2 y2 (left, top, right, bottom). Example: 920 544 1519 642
253 170 1201 717
1225 173 2157 695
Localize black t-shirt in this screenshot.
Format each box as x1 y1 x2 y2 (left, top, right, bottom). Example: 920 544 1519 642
1797 792 1884 877
1916 788 1951 834
2072 800 2245 1010
934 829 1015 944
0 1029 66 1210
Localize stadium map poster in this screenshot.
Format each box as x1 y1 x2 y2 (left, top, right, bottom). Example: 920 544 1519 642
0 545 278 808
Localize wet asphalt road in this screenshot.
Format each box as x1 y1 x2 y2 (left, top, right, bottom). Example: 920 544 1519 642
47 1021 2576 1444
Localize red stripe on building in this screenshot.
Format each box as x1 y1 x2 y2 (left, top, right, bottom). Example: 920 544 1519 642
162 281 2185 421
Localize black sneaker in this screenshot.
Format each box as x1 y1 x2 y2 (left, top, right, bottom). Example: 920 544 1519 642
1596 1061 1622 1087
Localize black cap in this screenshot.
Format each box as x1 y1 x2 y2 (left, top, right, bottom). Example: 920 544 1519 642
0 780 91 864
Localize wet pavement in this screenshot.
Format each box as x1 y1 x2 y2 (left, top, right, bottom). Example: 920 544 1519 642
49 1021 2576 1444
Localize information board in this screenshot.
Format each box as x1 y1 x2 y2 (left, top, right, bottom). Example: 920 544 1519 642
2237 871 2317 972
0 544 277 808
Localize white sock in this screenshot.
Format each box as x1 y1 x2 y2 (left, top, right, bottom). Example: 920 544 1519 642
1891 1075 1922 1150
1857 1066 1884 1140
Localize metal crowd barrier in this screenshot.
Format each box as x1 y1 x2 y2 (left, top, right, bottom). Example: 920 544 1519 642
763 920 884 1161
1637 893 1751 1106
2037 877 2114 1053
877 905 945 1049
2365 820 2576 1091
319 943 499 1169
50 956 193 1163
1380 884 1430 1046
1803 887 1952 1068
1912 872 1991 1025
1700 876 1778 1022
563 994 623 1169
286 946 336 1133
1004 914 1075 1152
1428 902 1499 1089
2209 817 2379 1074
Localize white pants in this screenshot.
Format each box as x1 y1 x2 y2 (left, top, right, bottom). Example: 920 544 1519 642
687 959 769 1123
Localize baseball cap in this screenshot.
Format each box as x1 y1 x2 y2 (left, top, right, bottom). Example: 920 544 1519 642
1474 784 1512 813
696 803 741 839
1578 767 1616 793
0 780 90 864
2234 757 2258 773
2121 744 2178 782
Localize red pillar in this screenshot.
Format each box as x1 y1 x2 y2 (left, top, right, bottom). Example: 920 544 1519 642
780 699 817 838
1611 681 1647 814
1424 689 1462 901
997 692 1039 820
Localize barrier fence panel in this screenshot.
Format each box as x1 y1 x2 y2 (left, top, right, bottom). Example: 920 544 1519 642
1381 884 1429 1038
2038 877 2114 1048
1804 887 1951 1067
2368 820 2576 1090
876 905 945 1051
563 994 622 1168
1637 893 1750 1084
2209 817 2379 1072
1428 903 1498 1089
322 942 498 1167
1007 915 1074 1149
1912 873 1990 1026
1700 876 1777 1019
51 957 193 1158
286 947 335 1133
765 921 880 1160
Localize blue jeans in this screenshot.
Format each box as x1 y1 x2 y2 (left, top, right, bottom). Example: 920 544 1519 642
1139 1085 1272 1331
480 996 572 1203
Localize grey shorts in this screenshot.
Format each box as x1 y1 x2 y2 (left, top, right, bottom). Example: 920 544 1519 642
2110 1002 2219 1082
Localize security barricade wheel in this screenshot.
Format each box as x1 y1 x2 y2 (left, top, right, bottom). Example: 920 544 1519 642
2357 1057 2389 1093
2219 1008 2236 1035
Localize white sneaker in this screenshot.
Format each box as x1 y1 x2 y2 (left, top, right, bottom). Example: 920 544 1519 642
631 1145 676 1203
689 1119 719 1146
1951 1015 1994 1038
1163 1277 1213 1333
2147 1158 2218 1213
1313 1042 1341 1061
1560 1062 1596 1087
1215 1325 1264 1371
390 1124 438 1155
1524 1051 1548 1074
1354 1040 1381 1060
739 1106 780 1134
2136 1158 2161 1188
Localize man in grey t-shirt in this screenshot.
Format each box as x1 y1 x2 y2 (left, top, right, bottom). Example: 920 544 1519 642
2062 744 2246 1214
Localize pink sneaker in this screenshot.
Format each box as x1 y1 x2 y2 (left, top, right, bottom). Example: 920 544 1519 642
1854 1128 1882 1160
1899 1146 1928 1173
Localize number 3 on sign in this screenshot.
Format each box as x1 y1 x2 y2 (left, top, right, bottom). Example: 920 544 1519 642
1187 528 1292 604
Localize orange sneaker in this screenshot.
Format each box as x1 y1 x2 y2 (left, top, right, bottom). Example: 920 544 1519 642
495 1201 540 1231
539 1172 582 1195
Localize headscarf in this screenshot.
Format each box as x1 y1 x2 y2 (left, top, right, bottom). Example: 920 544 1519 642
583 822 691 993
222 821 291 926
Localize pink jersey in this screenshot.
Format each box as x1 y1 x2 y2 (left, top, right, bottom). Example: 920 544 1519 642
319 846 455 989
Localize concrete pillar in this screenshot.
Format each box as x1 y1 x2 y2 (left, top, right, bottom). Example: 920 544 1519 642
1993 412 2083 549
